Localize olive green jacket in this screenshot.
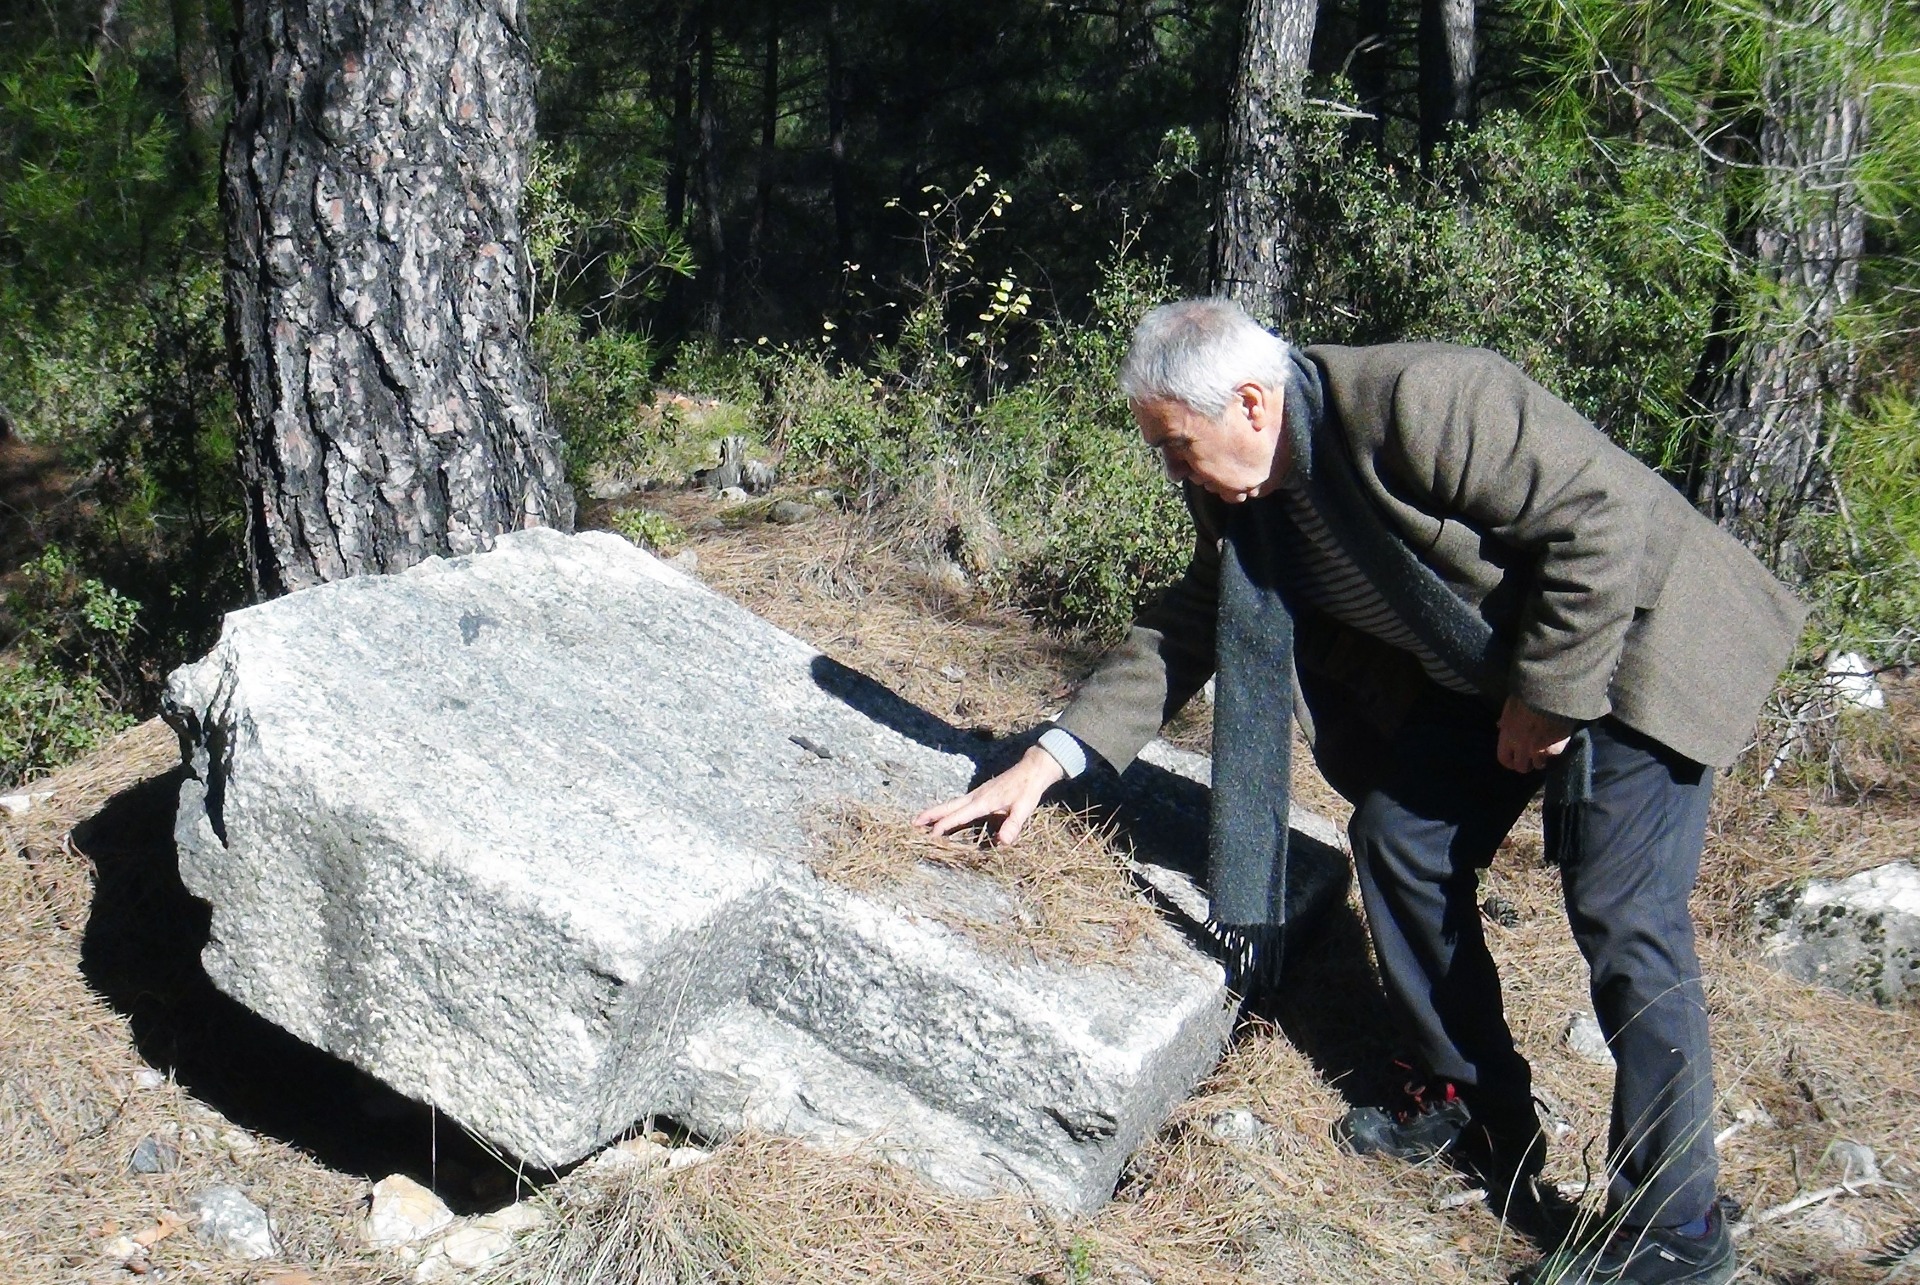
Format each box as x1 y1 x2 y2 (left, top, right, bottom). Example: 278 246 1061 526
1054 343 1807 787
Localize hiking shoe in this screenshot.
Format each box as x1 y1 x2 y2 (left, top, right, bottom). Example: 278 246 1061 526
1520 1202 1734 1285
1335 1066 1545 1188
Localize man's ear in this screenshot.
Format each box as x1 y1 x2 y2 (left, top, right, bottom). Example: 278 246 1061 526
1236 381 1280 432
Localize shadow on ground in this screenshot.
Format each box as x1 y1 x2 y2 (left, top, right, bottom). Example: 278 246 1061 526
73 770 560 1214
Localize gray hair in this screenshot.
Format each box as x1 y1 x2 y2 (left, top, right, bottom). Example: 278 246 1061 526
1117 298 1293 416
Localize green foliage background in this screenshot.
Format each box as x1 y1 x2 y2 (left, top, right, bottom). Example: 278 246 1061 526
0 0 1914 785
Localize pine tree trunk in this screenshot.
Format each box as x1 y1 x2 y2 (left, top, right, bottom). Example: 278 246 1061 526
826 0 853 270
223 0 574 597
1417 0 1474 156
1212 0 1320 327
748 0 780 264
1702 0 1873 564
169 0 223 145
693 1 726 335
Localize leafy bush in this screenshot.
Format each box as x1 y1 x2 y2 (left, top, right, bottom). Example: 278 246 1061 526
1802 391 1920 654
0 547 143 786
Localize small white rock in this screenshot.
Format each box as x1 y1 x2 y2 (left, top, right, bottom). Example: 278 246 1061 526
102 1235 144 1261
0 790 52 816
668 550 699 575
717 485 750 504
363 1173 456 1248
134 1067 167 1090
1828 1138 1880 1182
190 1184 279 1260
1204 1108 1264 1146
1564 1012 1615 1067
1823 652 1886 711
220 1127 259 1153
590 1135 674 1171
938 665 966 682
666 1145 712 1169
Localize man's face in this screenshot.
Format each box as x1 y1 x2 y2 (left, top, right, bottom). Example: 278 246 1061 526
1132 383 1289 504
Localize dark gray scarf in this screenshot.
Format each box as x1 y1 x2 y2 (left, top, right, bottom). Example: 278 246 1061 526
1208 349 1591 991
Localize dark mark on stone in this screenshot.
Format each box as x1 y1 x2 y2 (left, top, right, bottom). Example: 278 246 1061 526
459 611 499 645
790 734 833 760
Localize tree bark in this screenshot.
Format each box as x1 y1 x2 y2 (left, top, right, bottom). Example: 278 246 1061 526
223 0 574 597
169 0 223 145
1701 0 1874 563
692 0 726 334
748 0 780 265
1350 0 1390 153
664 6 696 233
1417 0 1474 156
826 0 853 270
1212 0 1319 328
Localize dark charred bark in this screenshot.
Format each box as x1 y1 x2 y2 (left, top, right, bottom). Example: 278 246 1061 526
222 0 574 597
664 7 697 234
1350 0 1390 153
169 0 223 145
1417 0 1474 156
1701 0 1874 564
826 0 853 269
1212 0 1320 327
748 0 780 265
693 1 726 334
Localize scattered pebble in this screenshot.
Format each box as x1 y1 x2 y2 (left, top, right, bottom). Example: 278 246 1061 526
1563 1012 1614 1066
1822 651 1886 711
805 487 841 507
592 1135 674 1171
1829 1139 1880 1182
134 1068 167 1090
103 1234 144 1261
362 1173 455 1249
1795 1201 1870 1250
717 485 750 504
1204 1108 1265 1146
128 1135 179 1174
190 1185 278 1260
0 789 51 816
1480 895 1520 928
938 665 966 682
587 476 636 501
219 1127 259 1153
768 499 815 525
413 1202 547 1281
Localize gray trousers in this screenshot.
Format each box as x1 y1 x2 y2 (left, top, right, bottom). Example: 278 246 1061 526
1347 688 1718 1228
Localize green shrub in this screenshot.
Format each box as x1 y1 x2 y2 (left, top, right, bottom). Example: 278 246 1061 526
610 508 684 551
1803 391 1920 655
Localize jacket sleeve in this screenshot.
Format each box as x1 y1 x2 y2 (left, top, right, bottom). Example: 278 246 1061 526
1053 487 1222 774
1380 351 1645 724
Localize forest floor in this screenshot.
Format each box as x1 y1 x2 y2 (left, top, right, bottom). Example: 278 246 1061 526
4 480 1919 1285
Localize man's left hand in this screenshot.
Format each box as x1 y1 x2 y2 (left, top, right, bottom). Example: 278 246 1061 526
1496 696 1575 774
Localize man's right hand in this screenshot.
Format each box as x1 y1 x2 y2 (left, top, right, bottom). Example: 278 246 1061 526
913 745 1066 846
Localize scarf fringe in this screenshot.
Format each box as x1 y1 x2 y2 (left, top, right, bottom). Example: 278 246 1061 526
1207 921 1292 997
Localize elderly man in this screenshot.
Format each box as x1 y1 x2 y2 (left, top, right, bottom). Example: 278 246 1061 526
916 299 1804 1285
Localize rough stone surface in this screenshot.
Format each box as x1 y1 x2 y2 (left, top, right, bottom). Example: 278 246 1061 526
191 1185 278 1260
128 1135 179 1174
1563 1012 1614 1066
164 529 1346 1210
364 1174 456 1249
1756 862 1920 1007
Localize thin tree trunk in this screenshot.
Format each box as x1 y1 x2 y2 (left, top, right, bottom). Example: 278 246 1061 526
693 1 726 334
1417 0 1474 156
169 0 223 145
223 0 574 597
1212 0 1320 327
748 0 780 265
1702 0 1874 564
1351 0 1390 153
665 7 697 234
826 0 853 270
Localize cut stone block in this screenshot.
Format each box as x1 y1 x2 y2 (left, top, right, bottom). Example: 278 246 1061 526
1756 861 1920 1007
162 528 1344 1210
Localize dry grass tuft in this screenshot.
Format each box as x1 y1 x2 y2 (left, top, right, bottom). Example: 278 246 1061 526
806 801 1165 967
